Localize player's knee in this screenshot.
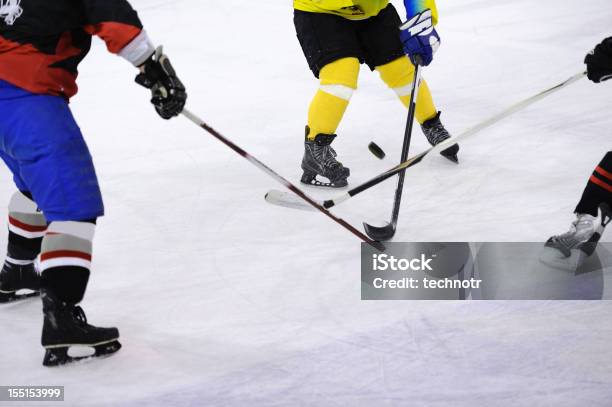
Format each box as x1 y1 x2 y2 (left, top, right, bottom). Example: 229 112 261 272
9 190 41 215
377 56 415 92
319 57 360 101
6 191 46 261
8 191 47 237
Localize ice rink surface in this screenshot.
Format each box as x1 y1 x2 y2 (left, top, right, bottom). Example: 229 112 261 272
1 0 612 405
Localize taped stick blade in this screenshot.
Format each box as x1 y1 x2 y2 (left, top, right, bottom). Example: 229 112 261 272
264 190 318 212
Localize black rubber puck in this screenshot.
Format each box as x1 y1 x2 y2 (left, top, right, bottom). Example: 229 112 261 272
368 142 386 159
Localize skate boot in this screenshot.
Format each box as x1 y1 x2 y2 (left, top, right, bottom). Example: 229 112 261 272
0 259 40 303
421 112 460 163
545 203 611 258
41 289 121 367
301 126 350 188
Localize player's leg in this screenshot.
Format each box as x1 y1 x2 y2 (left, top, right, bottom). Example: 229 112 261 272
546 152 612 257
303 57 359 187
39 220 119 366
0 86 46 302
0 84 120 365
0 189 46 303
308 57 360 143
294 10 361 187
574 152 612 217
376 56 437 123
359 4 459 161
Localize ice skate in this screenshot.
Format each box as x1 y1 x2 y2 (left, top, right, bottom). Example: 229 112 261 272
540 204 611 270
421 112 459 163
301 127 350 188
545 203 611 257
41 290 121 367
0 259 40 303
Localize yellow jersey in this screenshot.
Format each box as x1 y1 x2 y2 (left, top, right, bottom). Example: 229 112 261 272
293 0 438 23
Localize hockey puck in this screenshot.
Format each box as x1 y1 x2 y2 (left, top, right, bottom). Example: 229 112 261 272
368 142 386 160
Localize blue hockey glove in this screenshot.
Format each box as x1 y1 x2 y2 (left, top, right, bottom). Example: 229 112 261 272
399 9 440 66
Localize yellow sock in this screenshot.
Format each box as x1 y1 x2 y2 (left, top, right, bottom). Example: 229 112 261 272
376 56 438 124
308 90 349 139
307 57 360 140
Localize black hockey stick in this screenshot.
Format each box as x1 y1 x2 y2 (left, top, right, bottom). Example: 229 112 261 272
363 63 423 241
0 290 40 304
181 109 385 251
266 71 587 213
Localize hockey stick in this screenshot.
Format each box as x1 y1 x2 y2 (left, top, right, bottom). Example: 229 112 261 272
180 109 385 251
363 63 422 241
266 71 587 212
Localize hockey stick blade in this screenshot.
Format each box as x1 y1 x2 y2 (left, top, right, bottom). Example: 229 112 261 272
265 190 318 212
363 221 397 242
0 290 40 304
266 187 398 240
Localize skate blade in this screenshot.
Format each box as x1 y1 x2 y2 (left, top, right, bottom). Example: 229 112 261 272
0 290 40 304
43 340 121 367
301 167 349 189
544 239 571 257
300 176 348 189
539 247 586 272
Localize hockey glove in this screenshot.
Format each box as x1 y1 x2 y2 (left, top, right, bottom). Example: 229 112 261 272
135 46 187 119
585 37 612 83
399 9 440 66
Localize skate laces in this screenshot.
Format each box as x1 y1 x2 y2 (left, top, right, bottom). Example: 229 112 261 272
71 306 88 325
313 136 341 170
317 145 339 168
423 121 450 145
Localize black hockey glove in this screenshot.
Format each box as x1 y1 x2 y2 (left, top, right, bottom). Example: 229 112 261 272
135 46 187 119
585 37 612 83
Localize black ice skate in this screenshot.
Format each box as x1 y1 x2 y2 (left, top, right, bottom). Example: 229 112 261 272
0 259 40 303
545 203 611 258
41 290 121 367
301 127 350 188
421 112 460 163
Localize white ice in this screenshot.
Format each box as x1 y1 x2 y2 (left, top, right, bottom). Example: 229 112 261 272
1 0 611 405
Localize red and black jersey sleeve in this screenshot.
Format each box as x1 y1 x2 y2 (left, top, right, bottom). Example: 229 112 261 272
81 0 144 54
